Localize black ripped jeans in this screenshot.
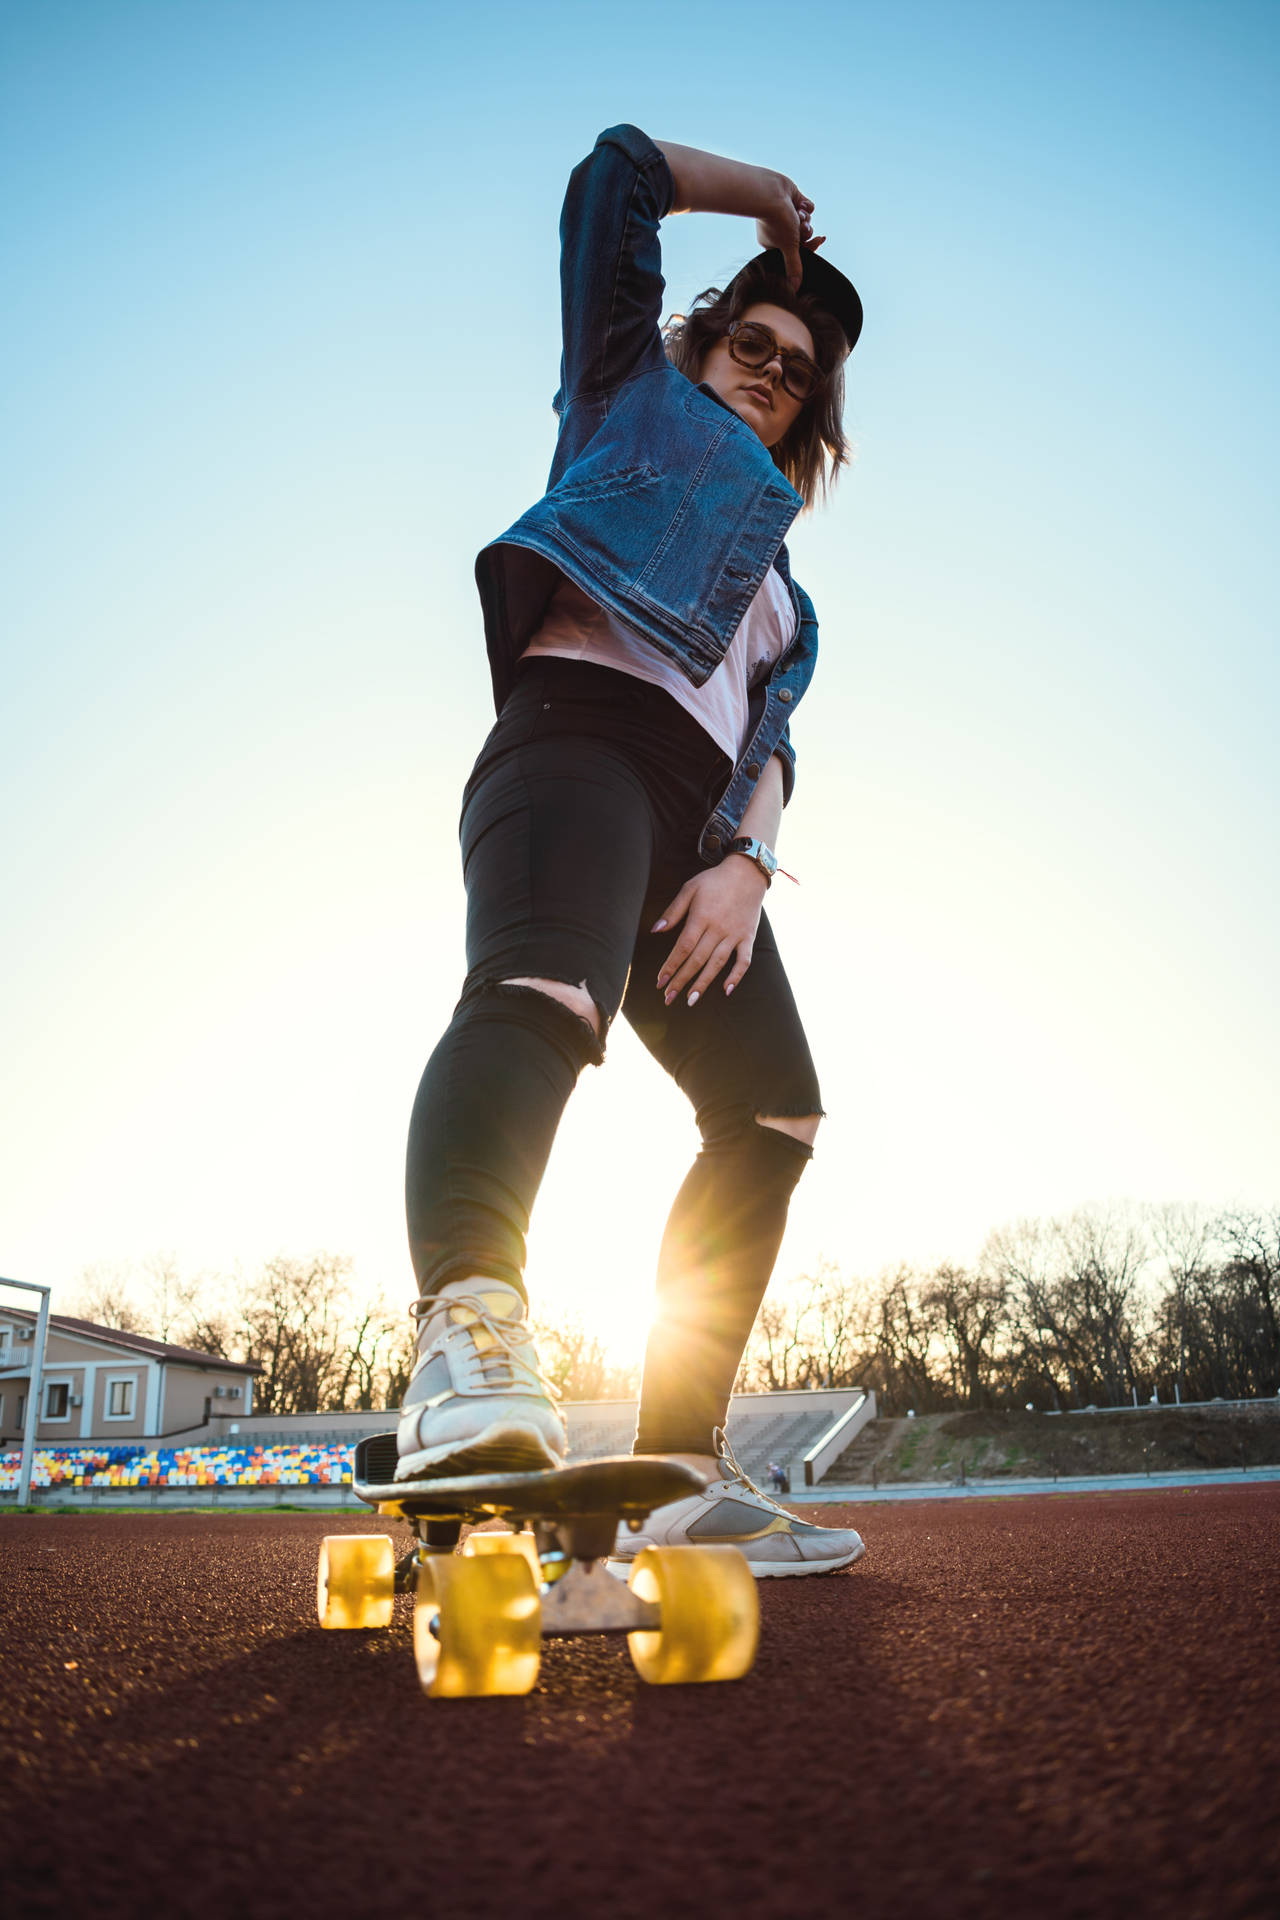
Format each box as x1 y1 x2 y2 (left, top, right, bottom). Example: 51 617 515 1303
405 658 823 1455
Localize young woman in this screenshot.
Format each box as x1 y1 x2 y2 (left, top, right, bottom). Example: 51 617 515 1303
397 126 865 1576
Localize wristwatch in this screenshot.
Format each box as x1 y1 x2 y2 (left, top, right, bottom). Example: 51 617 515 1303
725 836 778 886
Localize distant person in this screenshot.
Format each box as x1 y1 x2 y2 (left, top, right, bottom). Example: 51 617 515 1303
397 125 865 1578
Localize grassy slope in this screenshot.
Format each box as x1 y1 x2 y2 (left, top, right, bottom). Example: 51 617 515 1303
832 1402 1280 1483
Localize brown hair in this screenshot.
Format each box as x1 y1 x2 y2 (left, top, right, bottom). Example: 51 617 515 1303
663 259 850 509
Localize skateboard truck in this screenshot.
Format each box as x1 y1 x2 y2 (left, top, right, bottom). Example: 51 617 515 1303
535 1557 660 1636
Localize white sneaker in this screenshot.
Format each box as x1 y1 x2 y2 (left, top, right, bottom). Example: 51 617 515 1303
395 1278 566 1481
612 1429 865 1579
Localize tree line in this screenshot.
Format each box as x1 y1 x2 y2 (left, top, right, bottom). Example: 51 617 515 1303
736 1203 1280 1414
70 1252 643 1412
70 1254 418 1416
68 1201 1278 1414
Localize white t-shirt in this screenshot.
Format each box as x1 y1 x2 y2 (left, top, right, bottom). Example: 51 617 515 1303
520 567 797 762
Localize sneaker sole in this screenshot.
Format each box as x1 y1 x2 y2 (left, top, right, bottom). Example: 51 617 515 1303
395 1421 564 1483
609 1538 866 1579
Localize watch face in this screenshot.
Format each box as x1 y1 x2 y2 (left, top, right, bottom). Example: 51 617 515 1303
728 836 777 880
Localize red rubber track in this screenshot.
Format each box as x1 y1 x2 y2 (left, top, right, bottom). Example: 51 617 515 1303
2 1486 1277 1919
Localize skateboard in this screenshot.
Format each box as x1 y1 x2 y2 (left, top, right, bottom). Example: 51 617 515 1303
316 1431 759 1697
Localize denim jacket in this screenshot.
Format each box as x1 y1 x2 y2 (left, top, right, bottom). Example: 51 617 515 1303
474 123 820 862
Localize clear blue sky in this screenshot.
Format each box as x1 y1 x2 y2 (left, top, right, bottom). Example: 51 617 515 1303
3 1 1277 1355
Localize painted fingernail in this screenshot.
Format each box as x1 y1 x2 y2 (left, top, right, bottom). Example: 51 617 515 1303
664 990 675 1006
656 974 669 990
687 991 700 1008
652 919 667 933
724 982 735 997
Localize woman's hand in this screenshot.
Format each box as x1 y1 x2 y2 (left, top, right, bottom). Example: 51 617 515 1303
653 859 770 1007
755 175 827 290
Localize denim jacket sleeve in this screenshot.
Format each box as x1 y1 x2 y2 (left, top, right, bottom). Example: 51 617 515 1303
553 125 676 417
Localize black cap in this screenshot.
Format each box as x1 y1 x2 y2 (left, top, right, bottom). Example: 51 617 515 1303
727 247 863 355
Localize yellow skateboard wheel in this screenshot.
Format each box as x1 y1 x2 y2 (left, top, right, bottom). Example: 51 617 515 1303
414 1551 541 1697
626 1546 758 1685
462 1528 542 1582
316 1534 395 1630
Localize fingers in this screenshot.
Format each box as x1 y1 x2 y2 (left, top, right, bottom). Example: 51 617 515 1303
656 924 711 998
760 183 814 292
780 207 804 290
656 922 756 1006
660 931 737 1005
652 867 764 1007
651 882 693 936
688 934 754 1004
722 943 755 998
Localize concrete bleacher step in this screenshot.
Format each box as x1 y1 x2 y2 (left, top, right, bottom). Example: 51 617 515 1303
566 1403 838 1483
830 1422 884 1481
733 1411 843 1485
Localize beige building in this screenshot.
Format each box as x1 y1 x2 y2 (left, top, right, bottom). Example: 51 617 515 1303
0 1310 259 1446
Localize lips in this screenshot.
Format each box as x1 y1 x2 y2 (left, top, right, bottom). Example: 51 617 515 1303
742 384 774 409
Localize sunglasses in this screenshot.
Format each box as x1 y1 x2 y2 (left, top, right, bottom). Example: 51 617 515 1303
726 321 824 403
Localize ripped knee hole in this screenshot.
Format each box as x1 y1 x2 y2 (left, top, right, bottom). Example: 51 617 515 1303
755 1112 823 1148
499 976 603 1042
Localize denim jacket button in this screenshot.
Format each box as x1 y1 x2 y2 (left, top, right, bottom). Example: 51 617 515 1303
746 762 761 780
705 832 721 851
778 688 793 704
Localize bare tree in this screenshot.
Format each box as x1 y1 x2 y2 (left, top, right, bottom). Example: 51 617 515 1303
797 1261 873 1388
231 1254 359 1414
985 1216 1076 1408
873 1266 950 1411
1216 1206 1280 1393
1147 1204 1218 1401
921 1263 1008 1408
139 1252 205 1346
380 1316 419 1409
739 1275 819 1391
1057 1208 1148 1405
985 1208 1150 1408
530 1312 640 1402
67 1264 151 1334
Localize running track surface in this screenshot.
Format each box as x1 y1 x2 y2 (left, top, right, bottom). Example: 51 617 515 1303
2 1486 1276 1920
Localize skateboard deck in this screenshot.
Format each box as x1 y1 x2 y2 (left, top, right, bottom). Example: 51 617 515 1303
352 1429 703 1543
317 1432 760 1696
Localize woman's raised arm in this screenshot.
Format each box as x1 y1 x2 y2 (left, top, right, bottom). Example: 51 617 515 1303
653 140 826 290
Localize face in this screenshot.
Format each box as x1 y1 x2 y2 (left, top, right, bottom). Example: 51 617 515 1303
698 302 818 449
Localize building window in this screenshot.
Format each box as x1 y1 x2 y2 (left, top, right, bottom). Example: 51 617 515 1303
45 1382 70 1419
107 1378 135 1418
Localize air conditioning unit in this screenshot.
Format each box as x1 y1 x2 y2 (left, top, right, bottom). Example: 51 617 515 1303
17 1329 33 1343
70 1395 83 1408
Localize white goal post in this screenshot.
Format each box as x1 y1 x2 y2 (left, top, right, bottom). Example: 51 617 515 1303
1 1277 52 1508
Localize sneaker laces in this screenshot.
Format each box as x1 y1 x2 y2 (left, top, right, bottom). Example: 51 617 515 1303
713 1426 775 1503
409 1289 564 1404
